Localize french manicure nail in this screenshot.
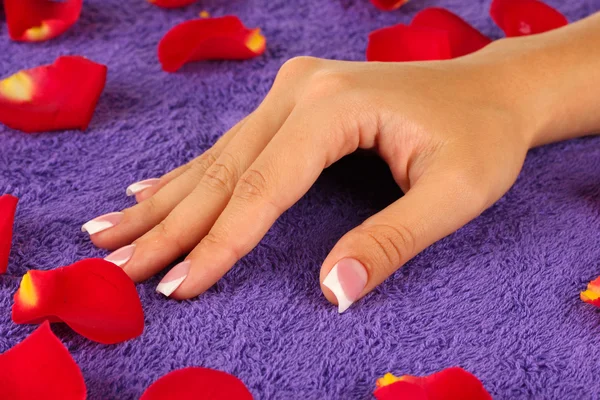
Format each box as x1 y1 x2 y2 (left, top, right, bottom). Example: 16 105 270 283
156 260 191 297
81 212 124 235
126 178 160 197
104 244 136 267
323 258 368 313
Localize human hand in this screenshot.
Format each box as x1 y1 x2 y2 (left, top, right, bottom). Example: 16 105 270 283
82 46 546 311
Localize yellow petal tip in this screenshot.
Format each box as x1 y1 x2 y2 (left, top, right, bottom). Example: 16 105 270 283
0 71 34 102
24 22 51 42
18 272 38 308
246 29 266 53
376 373 406 388
581 289 600 302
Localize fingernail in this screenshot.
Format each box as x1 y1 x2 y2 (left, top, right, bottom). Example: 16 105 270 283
323 258 368 313
126 178 160 197
81 212 124 235
156 260 191 297
104 244 136 267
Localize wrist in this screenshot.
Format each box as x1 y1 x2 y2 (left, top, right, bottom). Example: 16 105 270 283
453 38 549 149
464 13 600 148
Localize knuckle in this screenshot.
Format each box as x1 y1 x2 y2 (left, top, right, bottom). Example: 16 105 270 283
233 168 269 203
304 70 353 100
190 150 219 178
358 223 416 273
142 194 162 215
202 232 243 261
201 153 239 194
277 56 319 82
152 221 187 255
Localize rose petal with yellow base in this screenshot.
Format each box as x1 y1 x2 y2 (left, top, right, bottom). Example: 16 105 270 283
4 0 82 42
581 276 600 307
158 15 266 73
12 259 144 344
374 367 492 400
0 56 107 133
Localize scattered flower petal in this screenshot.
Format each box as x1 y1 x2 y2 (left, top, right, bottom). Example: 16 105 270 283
412 8 492 57
4 0 82 42
0 56 107 133
148 0 197 8
0 194 18 274
140 367 253 400
581 276 600 307
158 16 266 73
370 0 409 11
490 0 567 37
367 24 452 62
12 258 144 344
0 322 86 400
374 367 492 400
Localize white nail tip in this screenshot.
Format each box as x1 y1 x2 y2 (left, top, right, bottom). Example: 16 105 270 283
156 276 186 297
126 178 160 197
104 244 136 267
323 265 353 314
81 212 123 235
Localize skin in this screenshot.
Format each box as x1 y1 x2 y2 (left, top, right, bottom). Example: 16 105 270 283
90 12 600 307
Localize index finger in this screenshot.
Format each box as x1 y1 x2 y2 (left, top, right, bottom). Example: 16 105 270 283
167 103 354 299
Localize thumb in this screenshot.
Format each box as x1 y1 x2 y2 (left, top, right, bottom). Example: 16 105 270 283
320 169 488 313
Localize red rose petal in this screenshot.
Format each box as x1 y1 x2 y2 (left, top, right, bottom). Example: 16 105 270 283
366 24 452 62
158 15 266 73
581 276 600 307
0 322 86 399
0 194 18 274
4 0 82 42
12 258 144 344
374 367 492 400
490 0 567 37
148 0 197 8
375 380 428 400
0 55 107 133
412 8 492 57
140 367 253 400
370 0 409 11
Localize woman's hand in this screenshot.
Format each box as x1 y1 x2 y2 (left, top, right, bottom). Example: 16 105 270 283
83 12 600 311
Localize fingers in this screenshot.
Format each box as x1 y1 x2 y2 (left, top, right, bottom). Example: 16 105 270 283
128 166 189 204
84 118 242 250
163 102 357 299
320 166 489 313
128 116 253 203
116 94 296 282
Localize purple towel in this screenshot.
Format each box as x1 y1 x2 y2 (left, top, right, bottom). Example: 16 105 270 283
1 0 600 398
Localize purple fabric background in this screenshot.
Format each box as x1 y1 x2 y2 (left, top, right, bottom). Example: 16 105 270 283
1 0 600 398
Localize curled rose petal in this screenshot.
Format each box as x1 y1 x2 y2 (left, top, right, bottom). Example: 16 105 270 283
366 24 452 62
4 0 82 42
581 276 600 307
0 322 86 399
12 258 144 344
490 0 567 37
370 0 409 11
158 15 266 73
374 367 492 400
0 55 107 133
148 0 197 8
0 194 18 274
140 367 253 400
412 8 492 57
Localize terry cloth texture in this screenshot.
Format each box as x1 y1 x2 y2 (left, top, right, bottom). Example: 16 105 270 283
1 0 600 398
